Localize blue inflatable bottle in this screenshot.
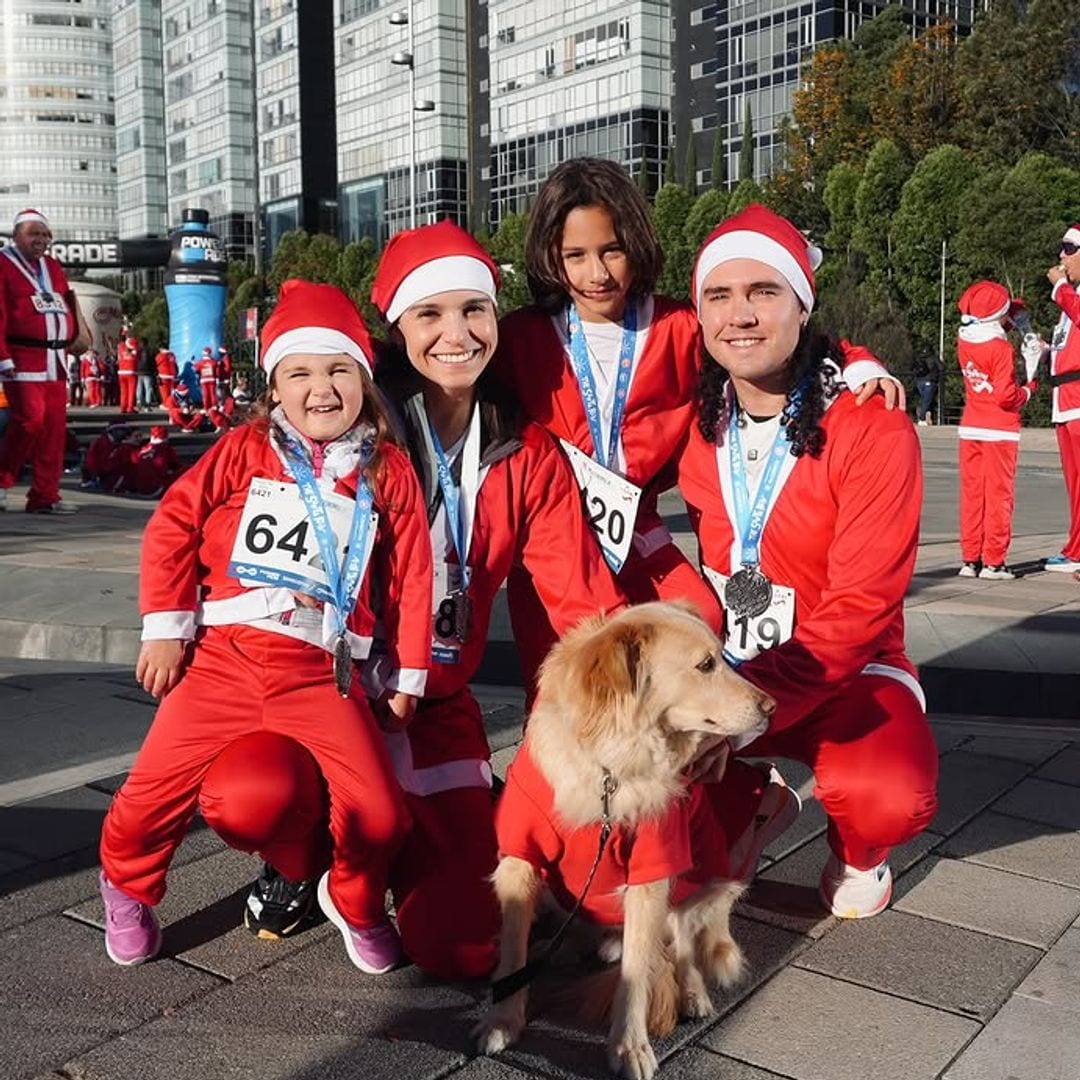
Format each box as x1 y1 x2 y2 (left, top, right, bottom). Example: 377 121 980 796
164 209 228 404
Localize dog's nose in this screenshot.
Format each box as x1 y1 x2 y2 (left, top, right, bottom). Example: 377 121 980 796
758 693 777 718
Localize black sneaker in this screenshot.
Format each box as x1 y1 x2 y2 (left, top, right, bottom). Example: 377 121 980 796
243 863 315 940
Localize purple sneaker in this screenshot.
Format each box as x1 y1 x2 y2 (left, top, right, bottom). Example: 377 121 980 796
99 871 162 966
316 871 401 974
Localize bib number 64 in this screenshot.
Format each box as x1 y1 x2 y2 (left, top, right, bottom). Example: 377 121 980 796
244 513 311 562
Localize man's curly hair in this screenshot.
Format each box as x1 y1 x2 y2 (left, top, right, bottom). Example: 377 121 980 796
695 326 843 458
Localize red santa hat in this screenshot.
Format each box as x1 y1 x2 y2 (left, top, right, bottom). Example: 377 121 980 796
260 279 374 380
370 219 500 324
1062 223 1080 248
149 425 168 444
957 280 1011 325
201 346 213 358
13 208 49 231
217 345 229 355
692 203 823 314
126 336 138 346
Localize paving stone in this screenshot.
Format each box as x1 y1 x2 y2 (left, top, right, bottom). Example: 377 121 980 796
929 723 970 755
701 967 979 1080
794 908 1039 1019
960 735 1067 765
1036 743 1080 787
943 995 1080 1080
894 855 1080 948
941 810 1080 889
654 1047 788 1079
67 844 328 980
1015 926 1080 1010
499 916 808 1080
0 913 221 1080
0 847 32 874
445 1059 540 1080
995 777 1080 830
0 784 112 862
740 829 941 938
932 751 1029 836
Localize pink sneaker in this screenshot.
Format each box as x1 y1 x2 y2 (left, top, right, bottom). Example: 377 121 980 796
316 871 401 974
99 871 162 966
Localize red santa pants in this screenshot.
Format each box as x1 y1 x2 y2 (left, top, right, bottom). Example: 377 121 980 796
158 376 175 403
719 674 938 871
86 378 102 407
508 540 723 708
100 626 407 928
1056 419 1080 559
0 377 67 509
200 378 218 409
959 437 1019 566
118 373 137 413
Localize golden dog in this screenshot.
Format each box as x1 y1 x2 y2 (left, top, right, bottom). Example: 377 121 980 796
474 602 776 1080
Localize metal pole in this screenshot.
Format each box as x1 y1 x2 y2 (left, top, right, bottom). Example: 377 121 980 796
408 0 417 230
938 237 946 426
249 0 263 281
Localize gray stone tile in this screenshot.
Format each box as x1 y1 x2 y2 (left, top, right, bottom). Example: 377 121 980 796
445 1060 540 1080
933 751 1029 836
995 777 1080 830
894 856 1080 948
943 995 1080 1080
1015 926 1080 1010
1036 744 1080 787
0 785 112 862
961 736 1067 765
0 914 221 1080
941 811 1080 889
656 1048 788 1079
0 847 32 874
67 845 328 979
930 723 970 756
702 967 979 1080
794 908 1040 1019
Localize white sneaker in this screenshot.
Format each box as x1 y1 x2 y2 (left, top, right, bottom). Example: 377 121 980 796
1044 554 1080 573
729 765 803 882
819 854 892 919
957 561 979 578
978 564 1015 580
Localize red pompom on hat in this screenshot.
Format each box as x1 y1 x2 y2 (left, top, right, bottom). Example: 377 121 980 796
149 425 168 444
957 280 1011 324
260 279 375 380
692 203 823 314
370 219 500 324
13 208 48 231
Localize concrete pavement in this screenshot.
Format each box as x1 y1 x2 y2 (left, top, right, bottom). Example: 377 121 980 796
1 424 1078 1080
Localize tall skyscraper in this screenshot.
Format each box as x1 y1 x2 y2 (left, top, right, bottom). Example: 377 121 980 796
0 0 116 239
672 0 989 189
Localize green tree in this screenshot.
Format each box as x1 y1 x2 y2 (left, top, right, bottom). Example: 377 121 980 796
683 188 730 255
727 177 765 215
685 136 699 196
851 138 912 303
739 100 755 183
664 145 678 187
486 211 532 315
131 294 169 353
710 132 726 190
821 162 861 286
651 183 695 299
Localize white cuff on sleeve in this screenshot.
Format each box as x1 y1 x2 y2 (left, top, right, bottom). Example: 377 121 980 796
384 666 427 697
842 359 897 392
1052 277 1069 300
142 610 196 641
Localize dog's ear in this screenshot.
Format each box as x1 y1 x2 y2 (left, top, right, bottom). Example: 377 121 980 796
574 618 654 745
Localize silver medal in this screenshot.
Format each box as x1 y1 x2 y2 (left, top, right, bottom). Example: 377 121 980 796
449 588 471 644
333 634 353 697
724 567 774 619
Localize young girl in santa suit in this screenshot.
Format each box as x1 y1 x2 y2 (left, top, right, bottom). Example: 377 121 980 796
496 157 899 703
678 204 938 918
97 280 432 974
228 222 626 979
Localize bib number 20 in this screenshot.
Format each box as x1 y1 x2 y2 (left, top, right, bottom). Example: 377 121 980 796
586 492 626 548
244 513 311 563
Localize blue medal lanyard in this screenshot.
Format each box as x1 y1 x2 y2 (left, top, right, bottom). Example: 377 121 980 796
566 302 637 471
6 246 49 293
726 382 806 569
428 420 471 591
282 437 374 637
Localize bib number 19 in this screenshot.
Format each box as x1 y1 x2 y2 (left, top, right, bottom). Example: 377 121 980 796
245 513 311 563
730 613 782 653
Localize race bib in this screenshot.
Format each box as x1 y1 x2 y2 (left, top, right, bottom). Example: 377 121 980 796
31 292 68 315
432 561 467 664
227 476 378 605
704 566 795 663
560 439 642 573
1052 315 1070 353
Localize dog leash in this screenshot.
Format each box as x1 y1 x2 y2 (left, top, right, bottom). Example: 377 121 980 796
490 768 619 1003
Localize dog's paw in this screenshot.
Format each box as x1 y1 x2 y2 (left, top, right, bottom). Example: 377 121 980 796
597 931 623 964
707 939 746 989
472 1007 525 1056
608 1036 658 1080
678 968 715 1019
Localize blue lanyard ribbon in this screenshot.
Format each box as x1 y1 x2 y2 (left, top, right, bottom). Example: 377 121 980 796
566 302 637 470
427 420 470 590
5 246 49 292
283 438 374 637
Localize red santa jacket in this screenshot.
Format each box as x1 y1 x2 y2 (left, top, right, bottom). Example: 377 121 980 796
155 349 178 378
217 349 232 381
0 246 75 381
139 418 433 696
117 339 138 375
80 351 102 381
195 354 218 385
1050 279 1080 423
957 329 1033 441
84 432 134 485
678 390 923 733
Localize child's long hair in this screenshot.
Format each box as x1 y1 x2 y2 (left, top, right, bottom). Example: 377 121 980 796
525 157 663 314
251 365 399 496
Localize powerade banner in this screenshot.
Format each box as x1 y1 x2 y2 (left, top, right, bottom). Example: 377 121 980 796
164 209 227 404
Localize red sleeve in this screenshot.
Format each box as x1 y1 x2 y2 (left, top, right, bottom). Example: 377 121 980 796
626 796 693 886
1053 279 1080 324
741 404 922 731
516 425 628 635
0 264 13 361
368 446 432 695
494 756 562 870
986 339 1033 412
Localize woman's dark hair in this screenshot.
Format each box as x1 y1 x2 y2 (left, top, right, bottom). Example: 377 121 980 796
525 157 663 313
695 326 843 459
252 363 398 495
